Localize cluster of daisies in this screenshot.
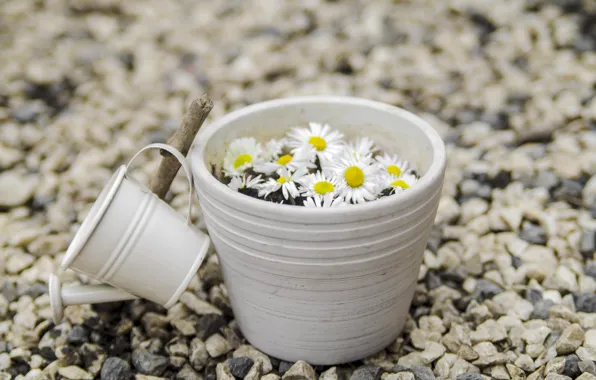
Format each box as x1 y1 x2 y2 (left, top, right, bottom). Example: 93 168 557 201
220 122 419 208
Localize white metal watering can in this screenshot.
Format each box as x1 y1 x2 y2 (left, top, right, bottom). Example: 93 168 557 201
49 143 211 324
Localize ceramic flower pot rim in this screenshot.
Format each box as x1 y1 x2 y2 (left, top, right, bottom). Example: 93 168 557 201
192 96 446 217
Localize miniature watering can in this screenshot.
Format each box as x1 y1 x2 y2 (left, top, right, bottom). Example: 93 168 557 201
49 143 211 324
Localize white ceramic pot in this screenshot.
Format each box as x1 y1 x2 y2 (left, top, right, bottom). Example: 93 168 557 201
50 143 211 324
189 96 446 364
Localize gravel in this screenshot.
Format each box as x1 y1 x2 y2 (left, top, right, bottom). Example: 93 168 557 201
1 0 595 379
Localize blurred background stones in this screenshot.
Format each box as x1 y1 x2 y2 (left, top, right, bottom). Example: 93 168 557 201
0 0 595 379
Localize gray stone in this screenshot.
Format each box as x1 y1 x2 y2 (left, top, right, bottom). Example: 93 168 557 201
534 171 559 190
349 366 383 380
563 354 581 378
532 299 555 320
411 366 435 380
131 349 168 376
225 357 254 378
545 357 566 374
205 334 232 357
544 374 572 380
520 221 547 245
67 326 89 344
216 362 235 380
575 293 596 312
13 103 43 123
473 279 503 302
101 357 132 380
581 230 596 259
586 262 596 280
282 360 316 380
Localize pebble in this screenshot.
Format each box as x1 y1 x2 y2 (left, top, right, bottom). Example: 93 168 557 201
0 172 38 207
579 360 596 375
189 338 209 371
520 221 547 245
131 349 168 376
581 230 596 259
176 364 202 380
225 356 254 378
179 291 223 316
575 293 596 313
320 367 338 380
66 325 89 344
555 323 585 355
205 334 233 358
472 280 503 302
410 366 436 380
577 374 596 380
544 374 572 380
383 373 414 380
545 357 566 374
455 373 483 380
282 361 316 380
58 366 93 380
576 347 596 362
101 357 133 380
233 345 273 374
216 362 235 380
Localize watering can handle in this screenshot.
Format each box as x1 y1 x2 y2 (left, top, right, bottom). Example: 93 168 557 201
126 143 194 225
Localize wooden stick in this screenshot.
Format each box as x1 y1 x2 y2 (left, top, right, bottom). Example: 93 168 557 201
149 94 213 199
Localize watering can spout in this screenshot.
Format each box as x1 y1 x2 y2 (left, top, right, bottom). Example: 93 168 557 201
49 274 138 324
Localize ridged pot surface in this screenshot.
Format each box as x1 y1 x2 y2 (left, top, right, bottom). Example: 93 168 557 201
190 96 446 364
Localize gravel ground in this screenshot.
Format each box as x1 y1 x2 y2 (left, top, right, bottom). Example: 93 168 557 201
1 0 596 379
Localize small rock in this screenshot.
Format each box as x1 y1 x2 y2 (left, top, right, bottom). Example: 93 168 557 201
180 292 222 316
455 373 483 380
101 357 133 380
520 221 547 245
544 374 572 380
556 324 585 354
6 252 35 274
175 364 202 380
196 314 227 340
233 345 273 374
470 319 507 344
58 366 93 380
575 293 596 313
225 357 254 378
515 354 535 372
262 375 281 380
13 102 44 123
411 366 436 380
216 362 235 380
189 339 208 371
563 354 580 378
67 326 89 344
580 230 596 259
577 373 596 380
473 279 503 302
506 364 525 379
278 361 293 374
383 373 414 380
282 360 316 380
244 361 261 380
577 347 596 362
585 330 596 349
579 360 596 375
349 366 383 380
205 334 232 358
132 349 168 376
545 357 566 374
320 367 338 380
0 172 38 207
457 345 479 361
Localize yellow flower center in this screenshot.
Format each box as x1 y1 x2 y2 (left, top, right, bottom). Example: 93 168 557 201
308 136 327 151
345 166 364 188
391 179 409 189
276 154 293 165
277 176 287 184
314 181 335 195
387 165 402 177
234 154 252 169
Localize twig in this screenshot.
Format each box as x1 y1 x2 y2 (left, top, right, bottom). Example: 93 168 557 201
149 94 213 199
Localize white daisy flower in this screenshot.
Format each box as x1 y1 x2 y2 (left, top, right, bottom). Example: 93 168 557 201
227 174 263 192
262 138 286 161
258 167 308 200
223 137 263 177
253 145 316 174
346 137 378 161
328 154 381 204
287 122 344 163
299 171 343 199
303 193 346 208
379 173 419 194
375 153 410 178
